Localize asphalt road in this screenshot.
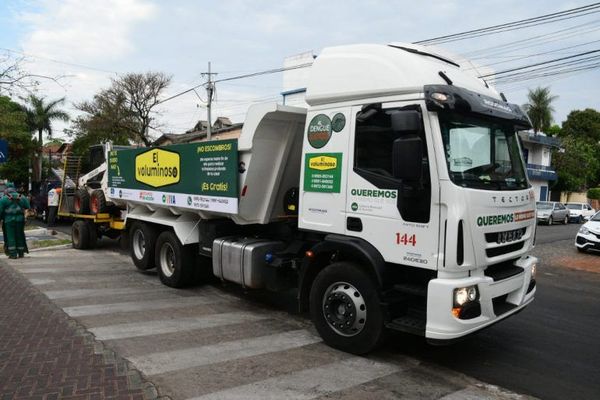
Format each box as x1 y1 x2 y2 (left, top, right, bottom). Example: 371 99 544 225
389 222 600 400
38 218 600 399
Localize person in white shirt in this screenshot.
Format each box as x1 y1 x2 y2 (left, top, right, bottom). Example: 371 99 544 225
47 185 60 226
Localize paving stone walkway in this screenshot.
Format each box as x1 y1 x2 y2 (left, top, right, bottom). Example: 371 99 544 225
0 260 160 400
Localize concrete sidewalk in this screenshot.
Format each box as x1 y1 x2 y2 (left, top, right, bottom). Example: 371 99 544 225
0 260 160 400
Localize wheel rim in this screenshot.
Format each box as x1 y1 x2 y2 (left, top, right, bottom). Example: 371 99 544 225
159 242 176 278
322 281 367 337
549 217 553 224
132 230 146 260
73 225 80 246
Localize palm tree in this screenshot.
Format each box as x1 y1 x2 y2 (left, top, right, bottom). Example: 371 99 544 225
523 87 558 134
22 95 69 183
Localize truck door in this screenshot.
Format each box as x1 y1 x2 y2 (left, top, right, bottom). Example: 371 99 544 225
345 102 440 270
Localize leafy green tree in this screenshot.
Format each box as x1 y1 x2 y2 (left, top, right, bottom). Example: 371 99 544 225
546 124 561 137
22 95 69 183
552 136 600 192
560 108 600 142
0 96 35 187
523 87 558 134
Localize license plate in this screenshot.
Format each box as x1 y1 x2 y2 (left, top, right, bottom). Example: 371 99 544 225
497 228 525 244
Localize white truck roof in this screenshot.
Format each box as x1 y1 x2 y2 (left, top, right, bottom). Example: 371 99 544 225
305 43 500 106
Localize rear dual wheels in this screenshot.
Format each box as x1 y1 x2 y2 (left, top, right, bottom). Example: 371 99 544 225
155 231 196 288
129 221 158 271
128 221 202 287
309 262 385 355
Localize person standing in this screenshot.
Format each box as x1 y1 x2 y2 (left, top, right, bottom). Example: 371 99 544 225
0 183 30 259
47 185 61 226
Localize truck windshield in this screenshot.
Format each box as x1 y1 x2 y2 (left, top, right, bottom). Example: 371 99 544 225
439 112 528 191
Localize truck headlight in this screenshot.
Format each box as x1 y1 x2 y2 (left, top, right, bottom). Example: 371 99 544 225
579 226 590 235
454 285 479 307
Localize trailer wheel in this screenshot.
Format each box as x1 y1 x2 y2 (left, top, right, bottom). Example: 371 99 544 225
155 231 195 288
72 220 90 250
90 189 107 214
309 262 385 355
87 221 98 249
129 221 157 270
74 188 90 214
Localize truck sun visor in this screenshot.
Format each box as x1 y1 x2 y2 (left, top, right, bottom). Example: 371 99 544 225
424 85 532 129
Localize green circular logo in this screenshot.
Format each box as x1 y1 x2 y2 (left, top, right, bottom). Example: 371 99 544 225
351 202 358 211
307 114 332 149
331 113 346 133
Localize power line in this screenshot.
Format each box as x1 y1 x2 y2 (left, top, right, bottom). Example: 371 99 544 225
414 2 600 45
495 57 600 81
156 63 312 106
479 49 600 78
0 46 119 75
464 39 600 70
464 19 600 58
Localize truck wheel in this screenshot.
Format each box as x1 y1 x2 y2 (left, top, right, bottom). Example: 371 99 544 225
74 188 90 214
155 231 195 288
72 220 90 250
309 262 385 355
90 189 107 214
129 221 157 270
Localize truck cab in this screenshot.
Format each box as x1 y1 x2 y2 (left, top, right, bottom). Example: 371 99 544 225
296 44 537 350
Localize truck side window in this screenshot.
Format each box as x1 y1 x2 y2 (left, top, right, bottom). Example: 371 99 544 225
354 105 431 223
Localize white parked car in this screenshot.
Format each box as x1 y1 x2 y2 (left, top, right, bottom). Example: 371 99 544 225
566 202 595 223
575 211 600 252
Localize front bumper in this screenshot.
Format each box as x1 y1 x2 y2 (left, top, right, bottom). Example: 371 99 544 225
425 255 537 341
537 216 551 223
575 233 600 250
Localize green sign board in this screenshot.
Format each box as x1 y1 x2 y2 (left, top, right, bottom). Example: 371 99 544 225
307 114 332 149
303 153 342 193
108 140 239 214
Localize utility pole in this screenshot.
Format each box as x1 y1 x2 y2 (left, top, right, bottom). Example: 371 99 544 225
201 62 217 141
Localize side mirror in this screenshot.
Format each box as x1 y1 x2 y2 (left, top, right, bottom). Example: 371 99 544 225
391 110 422 133
393 136 423 181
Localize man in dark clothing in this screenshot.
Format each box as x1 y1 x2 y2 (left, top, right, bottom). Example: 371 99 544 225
0 183 30 258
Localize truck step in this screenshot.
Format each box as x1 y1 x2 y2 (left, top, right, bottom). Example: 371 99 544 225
386 315 426 336
393 283 427 297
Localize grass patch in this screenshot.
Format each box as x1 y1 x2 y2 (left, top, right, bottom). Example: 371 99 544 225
0 239 72 253
29 239 71 249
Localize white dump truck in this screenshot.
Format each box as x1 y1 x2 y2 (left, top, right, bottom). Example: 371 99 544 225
68 43 538 354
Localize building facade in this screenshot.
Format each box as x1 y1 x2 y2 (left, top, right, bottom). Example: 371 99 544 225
519 132 560 201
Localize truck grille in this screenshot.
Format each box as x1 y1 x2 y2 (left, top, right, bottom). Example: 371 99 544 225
486 241 525 258
485 228 526 244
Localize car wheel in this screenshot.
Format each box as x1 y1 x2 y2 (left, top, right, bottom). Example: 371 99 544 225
579 216 584 224
548 216 553 225
563 215 568 225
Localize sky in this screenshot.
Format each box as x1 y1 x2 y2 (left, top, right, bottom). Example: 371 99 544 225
0 0 599 142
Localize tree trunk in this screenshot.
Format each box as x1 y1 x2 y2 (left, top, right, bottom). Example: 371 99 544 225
35 129 43 182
